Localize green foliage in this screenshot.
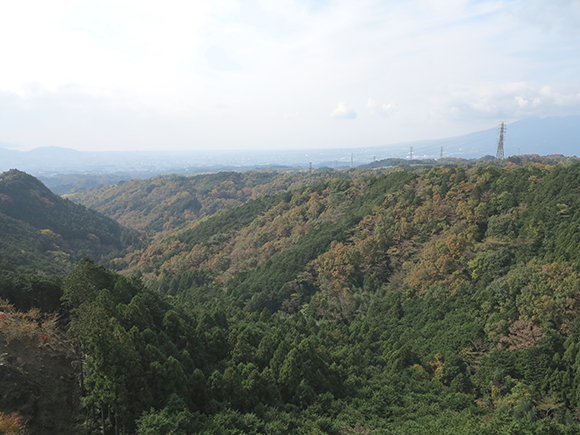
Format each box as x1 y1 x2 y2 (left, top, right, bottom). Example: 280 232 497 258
11 162 580 433
0 272 62 312
0 169 139 274
69 170 345 233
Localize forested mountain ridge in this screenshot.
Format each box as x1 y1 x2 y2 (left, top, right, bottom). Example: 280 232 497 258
0 169 140 273
57 162 580 434
69 170 347 234
127 162 580 316
68 155 576 237
6 163 580 434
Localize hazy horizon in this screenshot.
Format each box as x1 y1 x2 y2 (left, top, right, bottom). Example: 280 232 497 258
1 1 579 152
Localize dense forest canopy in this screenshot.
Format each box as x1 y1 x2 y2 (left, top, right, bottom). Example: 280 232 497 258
0 169 140 275
4 160 580 434
68 170 350 234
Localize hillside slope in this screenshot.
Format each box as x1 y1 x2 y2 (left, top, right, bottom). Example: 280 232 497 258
51 161 580 434
0 169 139 273
0 333 78 434
131 162 580 311
7 163 580 434
69 170 348 233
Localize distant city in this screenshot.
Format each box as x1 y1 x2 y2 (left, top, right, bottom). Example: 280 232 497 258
1 116 578 178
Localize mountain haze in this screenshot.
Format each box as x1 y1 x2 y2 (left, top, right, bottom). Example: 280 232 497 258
1 116 579 177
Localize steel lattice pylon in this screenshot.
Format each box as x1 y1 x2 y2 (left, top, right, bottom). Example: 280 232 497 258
497 121 506 159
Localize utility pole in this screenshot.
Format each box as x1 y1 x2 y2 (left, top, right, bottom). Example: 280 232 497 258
497 121 506 159
410 147 413 161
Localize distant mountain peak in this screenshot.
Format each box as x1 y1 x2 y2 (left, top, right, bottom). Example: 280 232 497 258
28 146 80 155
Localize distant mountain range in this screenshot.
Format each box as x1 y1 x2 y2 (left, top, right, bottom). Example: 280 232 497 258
1 116 578 177
402 116 580 160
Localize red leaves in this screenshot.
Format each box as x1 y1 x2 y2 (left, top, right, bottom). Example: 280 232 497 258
498 320 545 351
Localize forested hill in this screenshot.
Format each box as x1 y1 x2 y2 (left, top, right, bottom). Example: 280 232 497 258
8 163 580 434
123 162 580 315
0 169 139 273
69 170 346 233
51 161 580 434
69 156 580 237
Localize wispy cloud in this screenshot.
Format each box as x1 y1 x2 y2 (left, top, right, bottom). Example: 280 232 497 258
367 98 397 117
331 102 356 119
0 0 578 150
517 0 580 35
427 82 580 122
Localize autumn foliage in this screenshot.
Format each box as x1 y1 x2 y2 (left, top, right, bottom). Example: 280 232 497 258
7 162 580 433
0 413 27 435
0 299 58 344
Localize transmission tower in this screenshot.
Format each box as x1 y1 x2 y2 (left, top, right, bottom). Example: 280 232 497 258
440 146 443 160
410 146 413 160
496 121 506 159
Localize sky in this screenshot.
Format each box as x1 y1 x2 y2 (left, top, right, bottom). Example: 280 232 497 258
0 0 579 151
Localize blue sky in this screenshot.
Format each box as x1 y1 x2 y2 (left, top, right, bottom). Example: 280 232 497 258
0 0 579 151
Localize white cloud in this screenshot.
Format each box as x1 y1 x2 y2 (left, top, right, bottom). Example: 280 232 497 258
331 102 356 119
367 98 397 117
427 82 580 122
0 0 579 150
517 0 580 35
